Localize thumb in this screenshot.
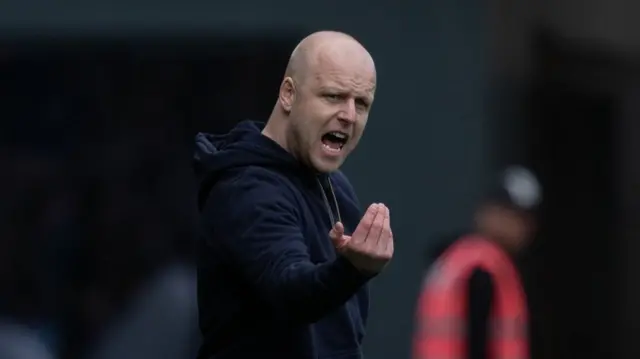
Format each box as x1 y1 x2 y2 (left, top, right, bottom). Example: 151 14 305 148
335 234 351 250
330 222 351 250
329 221 344 239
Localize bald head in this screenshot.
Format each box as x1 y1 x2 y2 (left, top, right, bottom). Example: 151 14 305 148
264 31 376 173
285 31 376 84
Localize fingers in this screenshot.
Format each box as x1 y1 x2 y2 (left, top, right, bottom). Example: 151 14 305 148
382 209 393 256
351 203 379 243
367 205 386 248
348 203 393 257
339 203 393 274
383 237 394 260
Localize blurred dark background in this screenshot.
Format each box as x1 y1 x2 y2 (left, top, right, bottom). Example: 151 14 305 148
0 0 638 358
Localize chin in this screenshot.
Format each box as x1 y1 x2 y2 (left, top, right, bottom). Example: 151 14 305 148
307 143 348 173
310 158 342 174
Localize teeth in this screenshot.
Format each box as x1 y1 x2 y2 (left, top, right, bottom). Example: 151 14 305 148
330 131 347 139
323 143 342 152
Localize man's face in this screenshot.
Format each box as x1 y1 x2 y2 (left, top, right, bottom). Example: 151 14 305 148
282 54 376 173
475 203 535 252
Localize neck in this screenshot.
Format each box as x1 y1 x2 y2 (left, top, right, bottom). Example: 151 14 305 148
477 229 522 254
263 108 292 154
264 106 314 171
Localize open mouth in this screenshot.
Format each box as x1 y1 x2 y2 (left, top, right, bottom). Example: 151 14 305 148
321 131 349 152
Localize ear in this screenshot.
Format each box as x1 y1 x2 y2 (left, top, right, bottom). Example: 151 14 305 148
278 77 296 113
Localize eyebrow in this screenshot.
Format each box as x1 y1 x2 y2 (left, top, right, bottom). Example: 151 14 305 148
320 85 374 99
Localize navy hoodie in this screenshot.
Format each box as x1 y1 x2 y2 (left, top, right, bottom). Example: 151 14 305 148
193 121 372 359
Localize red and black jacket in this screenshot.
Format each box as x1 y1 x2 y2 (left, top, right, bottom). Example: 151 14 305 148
413 235 529 359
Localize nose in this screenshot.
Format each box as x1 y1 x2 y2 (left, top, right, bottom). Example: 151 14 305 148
338 98 357 124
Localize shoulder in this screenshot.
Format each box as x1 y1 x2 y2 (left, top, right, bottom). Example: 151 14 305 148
216 166 296 196
206 166 301 218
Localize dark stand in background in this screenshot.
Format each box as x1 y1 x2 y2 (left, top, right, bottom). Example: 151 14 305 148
519 32 616 359
0 34 301 359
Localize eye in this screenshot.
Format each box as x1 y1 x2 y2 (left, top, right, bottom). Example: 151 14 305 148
355 98 370 110
324 93 342 101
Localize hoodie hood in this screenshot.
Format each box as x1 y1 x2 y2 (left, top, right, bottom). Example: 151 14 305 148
193 120 303 210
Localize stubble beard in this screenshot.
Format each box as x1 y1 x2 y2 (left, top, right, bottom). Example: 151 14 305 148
286 122 310 169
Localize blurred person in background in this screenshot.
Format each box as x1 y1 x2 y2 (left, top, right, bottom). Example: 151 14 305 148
0 323 55 359
412 166 541 359
193 31 393 359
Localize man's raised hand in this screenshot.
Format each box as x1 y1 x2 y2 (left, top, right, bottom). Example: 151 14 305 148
329 203 394 275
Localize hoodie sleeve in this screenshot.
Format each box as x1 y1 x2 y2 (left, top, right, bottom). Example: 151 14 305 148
202 168 371 324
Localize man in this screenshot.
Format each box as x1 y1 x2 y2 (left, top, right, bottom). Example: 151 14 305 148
193 31 394 359
413 166 541 359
